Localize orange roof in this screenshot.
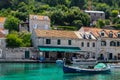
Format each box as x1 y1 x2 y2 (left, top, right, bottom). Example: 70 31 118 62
82 27 120 38
30 15 50 21
0 17 5 23
35 30 78 39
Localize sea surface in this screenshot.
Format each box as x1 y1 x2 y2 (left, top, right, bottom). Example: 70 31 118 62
0 63 119 80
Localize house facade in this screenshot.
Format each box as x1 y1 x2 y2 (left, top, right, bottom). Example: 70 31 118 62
80 27 120 60
0 28 8 58
0 17 6 29
85 10 105 24
31 27 120 61
31 30 81 60
29 15 50 33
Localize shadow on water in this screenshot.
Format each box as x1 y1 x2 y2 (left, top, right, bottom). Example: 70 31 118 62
63 72 111 80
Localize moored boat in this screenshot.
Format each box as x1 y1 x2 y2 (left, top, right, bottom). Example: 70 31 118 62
63 63 111 74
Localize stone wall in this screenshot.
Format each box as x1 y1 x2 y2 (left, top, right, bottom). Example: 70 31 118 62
3 47 39 59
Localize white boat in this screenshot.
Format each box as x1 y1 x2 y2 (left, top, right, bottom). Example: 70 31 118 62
71 58 97 66
109 63 120 68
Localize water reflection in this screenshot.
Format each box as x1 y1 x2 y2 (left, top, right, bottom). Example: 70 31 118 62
0 63 119 80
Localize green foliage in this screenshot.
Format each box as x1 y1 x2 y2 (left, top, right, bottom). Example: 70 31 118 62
57 26 77 31
6 31 31 48
111 10 119 17
6 32 23 47
70 0 86 9
4 16 20 32
0 0 120 30
72 20 83 29
105 19 110 25
96 19 105 28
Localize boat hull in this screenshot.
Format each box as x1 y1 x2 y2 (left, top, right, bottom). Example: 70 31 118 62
63 65 111 74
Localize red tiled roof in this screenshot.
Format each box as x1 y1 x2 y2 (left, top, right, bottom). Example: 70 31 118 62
0 17 5 23
30 15 50 21
35 29 78 39
82 27 120 38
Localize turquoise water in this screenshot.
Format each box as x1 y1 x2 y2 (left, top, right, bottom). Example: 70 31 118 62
0 63 119 80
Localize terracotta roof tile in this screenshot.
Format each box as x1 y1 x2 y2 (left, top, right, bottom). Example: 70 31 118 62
35 30 78 39
0 17 5 23
30 15 50 21
82 27 120 38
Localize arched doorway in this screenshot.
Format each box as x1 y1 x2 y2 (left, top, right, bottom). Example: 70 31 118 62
109 53 113 60
99 54 104 60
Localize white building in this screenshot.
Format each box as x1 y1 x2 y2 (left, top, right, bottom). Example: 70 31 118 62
29 15 50 33
31 27 120 60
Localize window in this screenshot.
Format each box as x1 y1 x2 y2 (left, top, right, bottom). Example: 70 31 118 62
109 32 113 38
68 40 72 45
89 35 92 39
110 41 116 46
46 39 51 44
101 41 106 46
101 13 103 16
101 32 104 37
92 43 95 47
57 39 61 45
33 24 37 29
83 34 86 39
81 42 84 47
118 33 120 38
87 42 90 47
117 41 120 47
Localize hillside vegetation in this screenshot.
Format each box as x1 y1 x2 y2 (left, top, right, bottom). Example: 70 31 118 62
0 0 120 30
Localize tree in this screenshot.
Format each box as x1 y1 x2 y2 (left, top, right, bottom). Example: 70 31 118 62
72 20 83 29
6 31 31 47
4 16 20 32
6 32 23 47
96 3 110 19
111 10 119 17
70 0 86 9
96 19 105 28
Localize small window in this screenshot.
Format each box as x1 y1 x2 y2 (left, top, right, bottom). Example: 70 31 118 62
89 35 92 39
110 41 116 46
118 33 120 38
33 16 38 19
117 41 120 47
109 32 113 38
101 32 104 37
68 40 72 45
46 39 51 44
101 41 106 46
57 39 61 45
33 24 37 29
83 34 86 39
81 42 84 47
92 43 95 47
101 13 103 16
87 42 90 47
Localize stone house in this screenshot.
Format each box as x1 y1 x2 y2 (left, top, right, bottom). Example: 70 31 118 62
80 27 120 60
29 15 50 33
85 10 105 25
31 27 120 61
31 29 81 60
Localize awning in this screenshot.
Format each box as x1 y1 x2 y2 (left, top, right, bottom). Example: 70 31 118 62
38 46 81 52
